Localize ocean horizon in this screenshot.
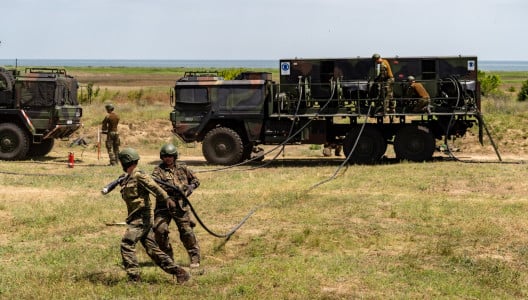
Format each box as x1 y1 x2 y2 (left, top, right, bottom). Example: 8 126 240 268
1 58 528 71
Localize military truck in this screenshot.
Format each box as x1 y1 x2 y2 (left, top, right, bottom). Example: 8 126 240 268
0 67 82 160
170 56 482 165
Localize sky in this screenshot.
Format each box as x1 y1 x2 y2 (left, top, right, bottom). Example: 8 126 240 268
1 0 527 61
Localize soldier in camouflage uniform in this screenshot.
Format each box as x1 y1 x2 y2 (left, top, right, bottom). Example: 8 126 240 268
117 147 190 283
152 143 201 268
372 53 395 113
406 75 431 113
101 103 120 165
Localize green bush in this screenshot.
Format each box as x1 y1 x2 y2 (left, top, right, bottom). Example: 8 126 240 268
517 80 528 101
478 71 501 96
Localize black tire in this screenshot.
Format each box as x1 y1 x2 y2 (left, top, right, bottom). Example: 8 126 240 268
394 125 435 162
202 127 244 165
343 125 386 164
27 139 55 157
0 70 14 91
0 123 30 160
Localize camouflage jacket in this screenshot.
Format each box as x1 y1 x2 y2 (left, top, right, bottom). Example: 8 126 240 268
119 169 169 223
152 162 200 206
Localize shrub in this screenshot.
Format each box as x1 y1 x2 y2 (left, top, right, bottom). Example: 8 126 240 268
478 71 501 96
517 80 528 102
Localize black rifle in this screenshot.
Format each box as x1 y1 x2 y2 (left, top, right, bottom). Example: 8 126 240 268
101 174 127 195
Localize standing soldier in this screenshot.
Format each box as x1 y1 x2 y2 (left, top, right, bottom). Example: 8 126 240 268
406 76 431 113
372 53 395 113
101 103 120 165
152 143 201 269
116 147 190 283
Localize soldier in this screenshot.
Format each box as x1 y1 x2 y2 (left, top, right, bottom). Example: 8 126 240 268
152 143 201 269
406 76 431 113
116 147 190 283
372 53 395 113
101 103 120 165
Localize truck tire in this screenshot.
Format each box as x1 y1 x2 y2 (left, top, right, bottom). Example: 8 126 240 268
27 139 55 157
394 125 435 162
0 70 14 91
202 127 244 165
343 125 386 164
0 123 30 160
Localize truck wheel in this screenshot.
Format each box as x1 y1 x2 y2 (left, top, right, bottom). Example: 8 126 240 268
394 125 435 162
0 123 30 160
202 127 244 165
27 139 55 157
343 125 386 164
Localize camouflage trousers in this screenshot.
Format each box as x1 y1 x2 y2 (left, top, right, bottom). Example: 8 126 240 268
382 78 395 112
154 199 200 265
413 98 431 113
105 132 120 165
121 214 184 279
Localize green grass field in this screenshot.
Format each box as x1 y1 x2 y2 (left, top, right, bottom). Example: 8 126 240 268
1 68 527 299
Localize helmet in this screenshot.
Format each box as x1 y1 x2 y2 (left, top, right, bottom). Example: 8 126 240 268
105 103 114 111
372 53 381 60
407 75 415 82
160 143 178 159
118 147 140 165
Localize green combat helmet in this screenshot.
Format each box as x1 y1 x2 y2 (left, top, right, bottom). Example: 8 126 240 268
105 103 114 112
160 143 178 159
118 147 140 165
372 53 381 60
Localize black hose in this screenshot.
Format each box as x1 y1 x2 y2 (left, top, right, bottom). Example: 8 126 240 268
153 178 258 240
306 104 373 191
195 79 339 173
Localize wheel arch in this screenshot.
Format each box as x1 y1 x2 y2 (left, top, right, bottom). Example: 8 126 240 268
198 119 251 143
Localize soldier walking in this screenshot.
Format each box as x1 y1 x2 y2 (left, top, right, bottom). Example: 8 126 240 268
116 147 190 283
152 143 202 269
102 103 120 165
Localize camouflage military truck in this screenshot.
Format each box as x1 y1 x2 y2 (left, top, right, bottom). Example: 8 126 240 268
0 67 82 160
170 56 483 165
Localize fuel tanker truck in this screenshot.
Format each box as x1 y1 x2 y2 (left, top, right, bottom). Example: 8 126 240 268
169 56 482 165
0 67 82 160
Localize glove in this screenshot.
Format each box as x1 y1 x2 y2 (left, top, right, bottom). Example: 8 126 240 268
184 184 194 197
166 197 177 210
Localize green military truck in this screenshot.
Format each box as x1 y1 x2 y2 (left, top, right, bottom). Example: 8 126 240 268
170 56 483 165
0 67 82 160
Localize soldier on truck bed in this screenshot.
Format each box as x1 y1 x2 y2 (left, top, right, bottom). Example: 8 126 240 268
406 75 431 113
372 53 395 113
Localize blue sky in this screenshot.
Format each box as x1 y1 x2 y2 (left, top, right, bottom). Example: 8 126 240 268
1 0 527 60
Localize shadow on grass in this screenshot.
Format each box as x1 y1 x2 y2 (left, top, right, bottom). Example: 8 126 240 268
81 261 174 285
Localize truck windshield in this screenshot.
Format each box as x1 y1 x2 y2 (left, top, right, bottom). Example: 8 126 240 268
16 81 56 107
177 87 209 103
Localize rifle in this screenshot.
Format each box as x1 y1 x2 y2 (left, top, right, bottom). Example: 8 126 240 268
101 174 127 195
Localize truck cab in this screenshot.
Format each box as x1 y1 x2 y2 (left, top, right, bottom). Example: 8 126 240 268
0 67 82 160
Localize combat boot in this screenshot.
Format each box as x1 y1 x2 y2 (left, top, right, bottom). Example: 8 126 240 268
168 266 191 284
189 252 201 269
127 273 141 282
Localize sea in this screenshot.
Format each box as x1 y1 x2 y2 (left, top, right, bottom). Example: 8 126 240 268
1 59 527 71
